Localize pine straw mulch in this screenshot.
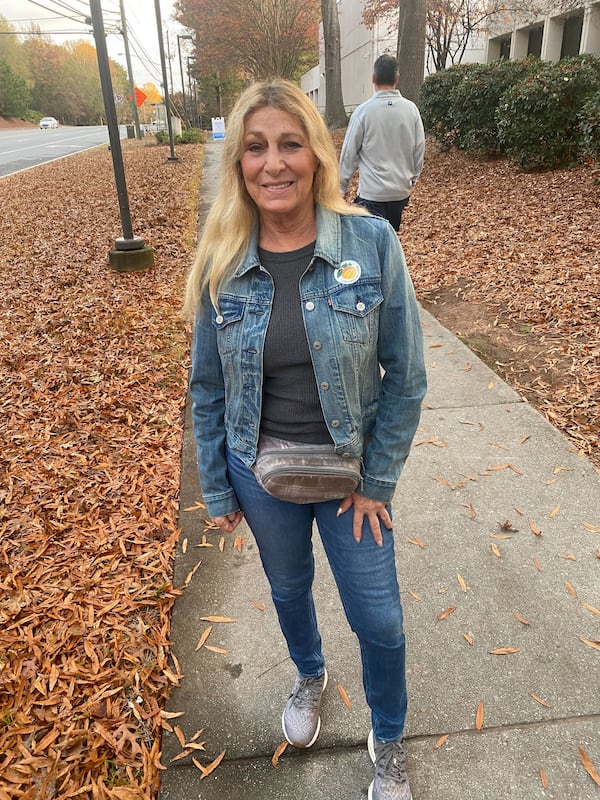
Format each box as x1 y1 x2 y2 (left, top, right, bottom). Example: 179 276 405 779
332 131 599 467
0 139 200 799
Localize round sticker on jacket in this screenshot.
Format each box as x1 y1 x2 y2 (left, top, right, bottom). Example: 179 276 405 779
334 260 361 284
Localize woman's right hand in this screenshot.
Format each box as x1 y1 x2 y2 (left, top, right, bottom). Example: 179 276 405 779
212 511 245 533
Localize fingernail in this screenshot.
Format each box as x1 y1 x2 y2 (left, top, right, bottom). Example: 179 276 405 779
336 507 343 517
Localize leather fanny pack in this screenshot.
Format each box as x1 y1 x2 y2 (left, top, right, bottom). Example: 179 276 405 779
251 434 361 504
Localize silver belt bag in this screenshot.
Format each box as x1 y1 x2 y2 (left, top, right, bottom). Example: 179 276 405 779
251 434 361 504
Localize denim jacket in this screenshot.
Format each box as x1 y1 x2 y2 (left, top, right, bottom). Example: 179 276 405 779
190 206 427 518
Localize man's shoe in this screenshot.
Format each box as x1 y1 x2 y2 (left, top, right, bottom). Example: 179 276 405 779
368 729 413 800
281 669 328 748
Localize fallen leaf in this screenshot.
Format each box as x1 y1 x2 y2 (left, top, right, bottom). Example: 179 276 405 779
272 740 288 768
193 750 226 779
174 726 186 748
204 645 229 654
528 518 543 536
434 734 449 749
533 559 542 572
200 616 236 623
337 682 352 710
252 600 266 611
549 504 560 518
565 582 578 598
475 702 484 731
408 591 421 601
529 692 552 708
540 768 548 789
580 602 600 617
491 542 502 558
457 574 468 593
489 647 520 655
582 521 600 533
578 747 600 787
195 625 213 651
408 536 427 548
463 633 474 646
513 612 530 625
437 607 457 621
185 560 203 585
578 636 600 652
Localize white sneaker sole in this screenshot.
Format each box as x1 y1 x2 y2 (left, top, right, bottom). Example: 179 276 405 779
281 669 328 748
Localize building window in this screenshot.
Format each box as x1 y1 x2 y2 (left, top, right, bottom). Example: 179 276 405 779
499 35 512 60
561 13 584 58
528 25 544 57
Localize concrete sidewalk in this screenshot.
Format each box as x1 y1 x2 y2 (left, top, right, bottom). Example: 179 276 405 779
159 141 600 800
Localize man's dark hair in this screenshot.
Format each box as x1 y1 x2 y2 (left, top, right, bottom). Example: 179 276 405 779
373 54 399 86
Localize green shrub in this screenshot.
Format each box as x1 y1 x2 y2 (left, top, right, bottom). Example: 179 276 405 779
579 90 600 161
496 56 600 170
418 64 479 150
449 58 540 155
154 127 205 145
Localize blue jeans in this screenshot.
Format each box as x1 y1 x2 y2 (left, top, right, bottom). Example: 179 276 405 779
226 449 408 742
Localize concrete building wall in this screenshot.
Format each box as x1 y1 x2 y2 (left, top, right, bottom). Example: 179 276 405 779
486 1 600 63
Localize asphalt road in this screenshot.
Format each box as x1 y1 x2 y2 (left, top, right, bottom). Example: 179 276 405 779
0 125 127 178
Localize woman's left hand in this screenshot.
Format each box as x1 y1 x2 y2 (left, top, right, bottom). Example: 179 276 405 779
337 493 392 547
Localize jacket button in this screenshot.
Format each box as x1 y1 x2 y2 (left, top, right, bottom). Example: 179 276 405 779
313 341 322 350
305 301 315 311
331 419 340 427
356 302 365 312
215 314 223 323
320 382 329 390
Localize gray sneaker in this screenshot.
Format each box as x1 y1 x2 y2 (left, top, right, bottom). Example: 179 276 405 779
368 729 413 800
281 669 328 748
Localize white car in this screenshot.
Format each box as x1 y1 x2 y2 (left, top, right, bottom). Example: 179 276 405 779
40 117 59 129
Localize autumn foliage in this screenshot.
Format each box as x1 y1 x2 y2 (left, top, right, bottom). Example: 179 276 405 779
0 141 200 798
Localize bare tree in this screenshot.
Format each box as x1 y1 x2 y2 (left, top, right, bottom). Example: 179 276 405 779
321 0 349 126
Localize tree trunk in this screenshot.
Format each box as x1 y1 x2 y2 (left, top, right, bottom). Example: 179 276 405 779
396 0 427 102
320 0 348 127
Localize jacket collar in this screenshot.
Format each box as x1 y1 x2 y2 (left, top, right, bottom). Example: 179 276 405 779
234 206 342 277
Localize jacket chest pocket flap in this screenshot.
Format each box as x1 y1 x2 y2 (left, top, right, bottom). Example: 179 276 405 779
213 297 245 354
329 281 383 343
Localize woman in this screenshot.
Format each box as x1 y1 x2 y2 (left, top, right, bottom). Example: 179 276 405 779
184 79 426 800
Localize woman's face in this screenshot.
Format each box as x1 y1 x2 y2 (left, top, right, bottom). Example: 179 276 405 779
240 106 319 223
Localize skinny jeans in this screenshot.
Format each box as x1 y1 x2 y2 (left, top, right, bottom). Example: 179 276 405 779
226 448 408 742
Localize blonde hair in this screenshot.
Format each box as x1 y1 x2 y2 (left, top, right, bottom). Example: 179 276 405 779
183 78 364 316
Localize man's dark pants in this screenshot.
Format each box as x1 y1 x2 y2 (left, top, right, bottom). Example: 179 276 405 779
354 196 410 231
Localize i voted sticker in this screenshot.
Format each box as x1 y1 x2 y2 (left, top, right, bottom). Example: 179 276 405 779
334 260 361 284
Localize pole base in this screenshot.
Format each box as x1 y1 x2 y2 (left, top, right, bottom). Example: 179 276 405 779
109 245 155 273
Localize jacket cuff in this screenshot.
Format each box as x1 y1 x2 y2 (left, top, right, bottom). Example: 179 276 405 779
358 475 396 504
202 488 240 519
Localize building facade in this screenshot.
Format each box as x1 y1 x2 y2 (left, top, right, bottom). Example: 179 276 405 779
486 1 600 62
302 0 600 115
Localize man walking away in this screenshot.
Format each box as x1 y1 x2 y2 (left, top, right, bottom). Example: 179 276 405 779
339 54 425 231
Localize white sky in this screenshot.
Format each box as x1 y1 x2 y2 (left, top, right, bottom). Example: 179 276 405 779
2 0 191 89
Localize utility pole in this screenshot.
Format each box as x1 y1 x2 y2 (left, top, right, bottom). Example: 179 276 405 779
119 0 142 139
154 0 178 162
89 0 154 272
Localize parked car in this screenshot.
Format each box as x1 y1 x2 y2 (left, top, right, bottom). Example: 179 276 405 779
40 117 59 129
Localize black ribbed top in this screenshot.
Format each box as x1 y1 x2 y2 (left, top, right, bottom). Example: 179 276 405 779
259 242 331 444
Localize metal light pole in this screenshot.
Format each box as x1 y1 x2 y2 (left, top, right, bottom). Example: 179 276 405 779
89 0 154 272
154 0 178 162
177 34 193 127
119 0 141 139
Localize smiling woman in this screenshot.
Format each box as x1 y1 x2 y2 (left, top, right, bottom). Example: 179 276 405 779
184 77 427 800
